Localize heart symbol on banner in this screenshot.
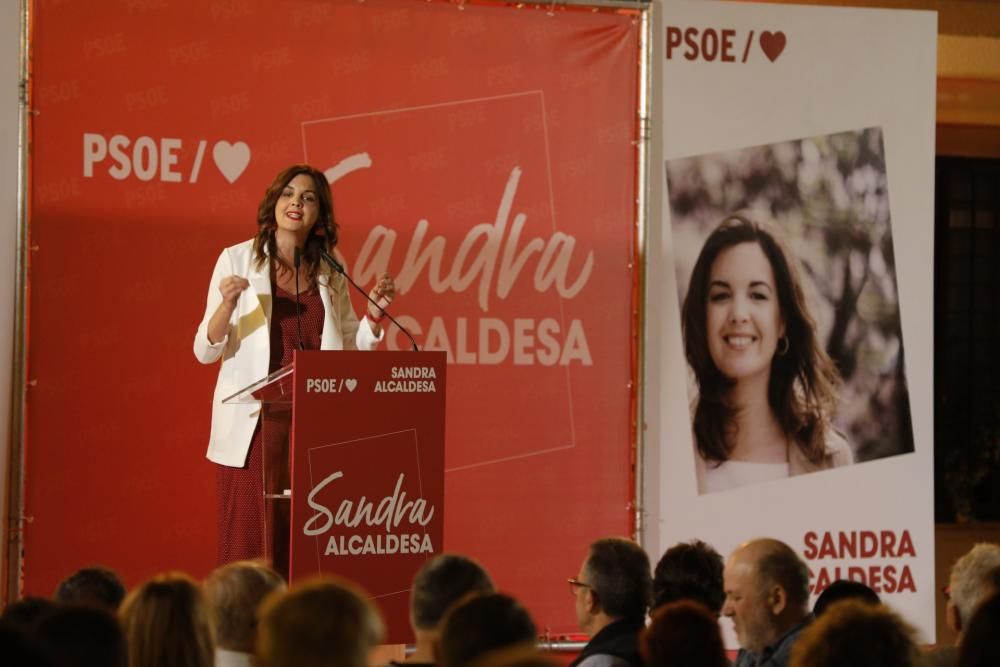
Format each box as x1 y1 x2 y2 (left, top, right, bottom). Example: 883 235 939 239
212 141 251 183
345 378 358 392
759 31 786 62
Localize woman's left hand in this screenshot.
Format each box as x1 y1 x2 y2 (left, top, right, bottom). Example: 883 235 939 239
368 273 396 320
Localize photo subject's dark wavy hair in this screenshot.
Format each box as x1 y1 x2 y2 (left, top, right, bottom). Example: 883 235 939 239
252 164 339 284
681 214 841 465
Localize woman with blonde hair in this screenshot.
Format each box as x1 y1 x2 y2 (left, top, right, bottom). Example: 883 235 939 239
119 573 213 667
257 575 383 667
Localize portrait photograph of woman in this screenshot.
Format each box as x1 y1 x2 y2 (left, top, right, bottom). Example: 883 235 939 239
666 127 914 494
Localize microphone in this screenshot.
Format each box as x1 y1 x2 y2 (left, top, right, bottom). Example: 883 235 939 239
319 249 419 352
293 246 304 351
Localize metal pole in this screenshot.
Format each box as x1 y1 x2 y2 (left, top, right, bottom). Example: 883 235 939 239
632 0 652 548
5 0 31 604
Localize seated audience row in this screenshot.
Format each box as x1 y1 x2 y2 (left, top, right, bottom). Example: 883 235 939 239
3 538 1000 667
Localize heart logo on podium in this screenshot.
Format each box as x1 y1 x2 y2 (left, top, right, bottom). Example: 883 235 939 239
759 31 786 62
213 141 251 183
345 378 358 392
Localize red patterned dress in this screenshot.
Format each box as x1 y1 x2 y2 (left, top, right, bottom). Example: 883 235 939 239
215 282 325 564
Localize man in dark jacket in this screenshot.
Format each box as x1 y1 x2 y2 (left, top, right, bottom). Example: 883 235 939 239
570 537 652 667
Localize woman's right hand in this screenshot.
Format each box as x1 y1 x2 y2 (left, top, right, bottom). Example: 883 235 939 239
207 276 249 344
219 275 250 310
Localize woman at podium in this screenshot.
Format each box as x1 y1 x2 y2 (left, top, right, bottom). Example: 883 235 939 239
193 164 395 565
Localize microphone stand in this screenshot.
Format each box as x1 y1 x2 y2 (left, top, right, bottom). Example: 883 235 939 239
319 249 419 352
293 246 304 350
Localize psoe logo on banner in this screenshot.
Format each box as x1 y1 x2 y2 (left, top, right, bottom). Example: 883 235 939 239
303 470 435 557
665 26 786 63
306 378 358 393
82 133 251 183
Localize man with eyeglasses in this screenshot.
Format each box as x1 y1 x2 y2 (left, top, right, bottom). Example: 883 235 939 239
568 537 652 667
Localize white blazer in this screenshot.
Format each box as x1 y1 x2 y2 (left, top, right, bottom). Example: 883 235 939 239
193 239 381 467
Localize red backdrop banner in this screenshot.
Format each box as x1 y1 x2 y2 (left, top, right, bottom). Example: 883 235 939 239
26 0 639 632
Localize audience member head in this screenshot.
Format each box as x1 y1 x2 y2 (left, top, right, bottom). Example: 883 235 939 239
812 579 880 617
789 599 921 667
0 621 50 667
957 593 1000 667
35 605 126 667
54 567 126 612
411 553 495 632
408 553 495 662
204 560 285 654
118 573 213 667
438 593 537 667
465 643 558 667
257 575 383 667
641 600 728 667
949 543 1000 637
573 537 652 635
722 538 810 653
1 596 57 631
652 540 725 615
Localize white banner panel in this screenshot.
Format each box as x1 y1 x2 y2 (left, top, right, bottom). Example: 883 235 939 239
646 0 937 643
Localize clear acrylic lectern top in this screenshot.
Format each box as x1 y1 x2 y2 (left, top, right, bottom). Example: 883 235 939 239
220 363 294 405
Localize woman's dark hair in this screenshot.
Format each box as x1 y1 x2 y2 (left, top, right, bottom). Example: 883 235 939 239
0 596 56 630
252 164 338 284
652 540 724 614
641 600 728 667
813 579 880 617
438 593 537 667
54 566 126 611
681 214 841 465
36 605 127 667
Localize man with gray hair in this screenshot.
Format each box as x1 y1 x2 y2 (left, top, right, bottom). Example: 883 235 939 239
205 560 286 667
570 537 652 667
928 542 1000 667
723 538 812 667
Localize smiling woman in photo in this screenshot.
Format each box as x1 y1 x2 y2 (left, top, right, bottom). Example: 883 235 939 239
682 214 851 493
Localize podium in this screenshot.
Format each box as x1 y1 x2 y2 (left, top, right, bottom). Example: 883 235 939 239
223 350 447 643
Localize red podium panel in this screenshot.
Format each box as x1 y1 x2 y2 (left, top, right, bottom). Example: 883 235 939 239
290 350 446 644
